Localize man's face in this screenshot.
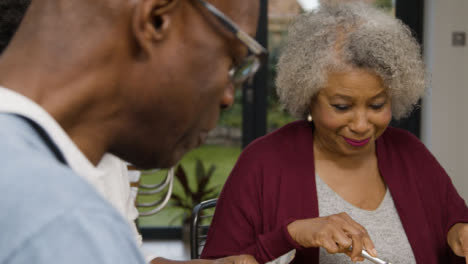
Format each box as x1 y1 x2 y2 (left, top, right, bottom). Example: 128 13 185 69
114 0 260 169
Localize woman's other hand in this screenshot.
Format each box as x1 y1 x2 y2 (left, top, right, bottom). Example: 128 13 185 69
448 223 468 263
287 212 377 262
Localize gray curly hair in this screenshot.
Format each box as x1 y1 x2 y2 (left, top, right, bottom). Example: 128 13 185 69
276 1 425 120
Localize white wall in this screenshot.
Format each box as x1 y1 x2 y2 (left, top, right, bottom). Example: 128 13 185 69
422 0 468 200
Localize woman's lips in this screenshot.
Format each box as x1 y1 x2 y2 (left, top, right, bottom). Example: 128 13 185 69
343 136 371 147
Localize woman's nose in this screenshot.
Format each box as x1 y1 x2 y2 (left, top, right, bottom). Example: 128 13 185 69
349 110 370 134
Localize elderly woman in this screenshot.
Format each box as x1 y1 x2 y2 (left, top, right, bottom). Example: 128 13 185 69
201 2 468 264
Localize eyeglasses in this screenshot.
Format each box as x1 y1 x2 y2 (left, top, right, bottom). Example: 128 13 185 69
195 0 268 85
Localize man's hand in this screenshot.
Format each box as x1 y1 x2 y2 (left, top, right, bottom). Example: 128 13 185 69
448 223 468 264
287 212 377 262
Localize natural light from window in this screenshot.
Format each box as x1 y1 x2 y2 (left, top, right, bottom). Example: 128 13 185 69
298 0 320 11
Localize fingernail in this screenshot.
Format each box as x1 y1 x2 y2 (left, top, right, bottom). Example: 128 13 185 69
371 248 378 257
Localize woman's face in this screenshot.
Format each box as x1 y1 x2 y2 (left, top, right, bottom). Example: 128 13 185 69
310 68 392 157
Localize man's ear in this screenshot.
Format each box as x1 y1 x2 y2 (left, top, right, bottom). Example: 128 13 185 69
132 0 180 56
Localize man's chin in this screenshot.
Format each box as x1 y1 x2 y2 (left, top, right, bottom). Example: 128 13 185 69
156 147 190 169
125 153 179 171
129 139 200 170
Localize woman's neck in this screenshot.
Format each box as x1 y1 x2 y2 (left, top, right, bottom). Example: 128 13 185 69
313 135 376 170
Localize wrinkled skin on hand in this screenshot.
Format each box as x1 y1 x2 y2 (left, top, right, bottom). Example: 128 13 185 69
287 212 378 262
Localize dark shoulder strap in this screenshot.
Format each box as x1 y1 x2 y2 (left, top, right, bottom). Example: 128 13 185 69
15 115 68 166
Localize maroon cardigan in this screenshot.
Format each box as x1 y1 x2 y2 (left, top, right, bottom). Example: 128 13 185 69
201 121 468 264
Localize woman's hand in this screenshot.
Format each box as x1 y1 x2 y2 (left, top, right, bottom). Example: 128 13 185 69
448 223 468 263
287 212 377 262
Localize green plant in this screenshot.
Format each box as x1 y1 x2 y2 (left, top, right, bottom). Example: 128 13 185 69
170 159 219 224
373 0 393 13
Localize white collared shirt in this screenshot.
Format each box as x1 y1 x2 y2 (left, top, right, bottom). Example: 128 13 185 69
0 86 144 250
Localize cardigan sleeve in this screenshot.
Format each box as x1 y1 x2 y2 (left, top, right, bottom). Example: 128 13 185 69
200 146 301 263
409 138 468 235
407 134 468 263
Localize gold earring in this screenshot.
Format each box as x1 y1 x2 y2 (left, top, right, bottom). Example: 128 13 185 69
307 114 313 122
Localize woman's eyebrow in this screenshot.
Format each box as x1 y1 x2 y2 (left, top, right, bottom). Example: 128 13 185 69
330 94 353 100
371 91 388 100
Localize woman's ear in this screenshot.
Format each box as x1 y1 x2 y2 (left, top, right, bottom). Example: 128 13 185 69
132 0 180 56
308 94 319 118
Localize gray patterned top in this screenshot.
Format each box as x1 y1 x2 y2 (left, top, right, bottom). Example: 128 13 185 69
316 174 416 264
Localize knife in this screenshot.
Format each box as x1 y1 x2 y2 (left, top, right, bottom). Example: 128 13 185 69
348 246 392 264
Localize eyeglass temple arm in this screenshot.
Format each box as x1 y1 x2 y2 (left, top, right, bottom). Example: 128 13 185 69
195 0 267 56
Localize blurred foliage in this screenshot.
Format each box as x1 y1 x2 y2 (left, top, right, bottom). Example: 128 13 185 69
267 31 296 130
170 160 219 224
373 0 394 13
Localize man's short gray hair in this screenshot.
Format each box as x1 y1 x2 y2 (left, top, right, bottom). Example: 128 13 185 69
276 1 425 120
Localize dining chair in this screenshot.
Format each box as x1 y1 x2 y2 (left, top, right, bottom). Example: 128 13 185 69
190 198 218 259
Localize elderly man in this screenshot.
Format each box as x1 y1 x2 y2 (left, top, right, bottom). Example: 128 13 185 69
0 0 266 263
0 2 154 262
